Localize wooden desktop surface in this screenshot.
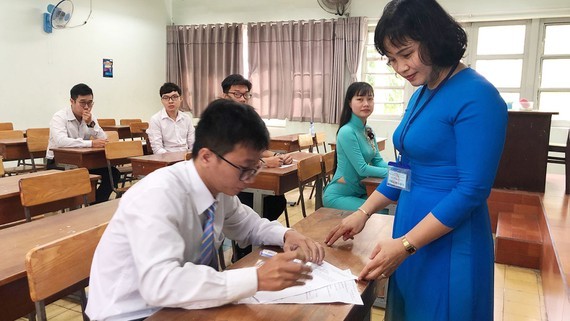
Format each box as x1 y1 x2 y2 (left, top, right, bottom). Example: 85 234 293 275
51 147 107 169
130 151 187 177
147 207 394 321
0 138 28 161
0 199 119 321
0 170 100 226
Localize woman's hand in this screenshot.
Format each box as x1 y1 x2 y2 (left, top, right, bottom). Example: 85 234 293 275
324 210 368 246
358 237 409 281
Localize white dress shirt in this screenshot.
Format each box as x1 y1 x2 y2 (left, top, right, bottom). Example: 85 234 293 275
147 109 195 154
46 106 106 159
86 160 288 321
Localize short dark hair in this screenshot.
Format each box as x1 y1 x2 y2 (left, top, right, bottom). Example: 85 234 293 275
338 82 374 132
192 99 269 158
70 83 93 100
374 0 467 68
221 74 252 93
160 82 182 97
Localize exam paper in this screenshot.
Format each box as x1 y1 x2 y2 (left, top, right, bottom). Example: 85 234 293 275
237 261 363 305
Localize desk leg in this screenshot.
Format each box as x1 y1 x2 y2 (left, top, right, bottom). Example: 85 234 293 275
315 175 323 210
242 188 275 217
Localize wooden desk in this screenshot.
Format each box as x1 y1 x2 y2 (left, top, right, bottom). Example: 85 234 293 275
362 177 383 197
329 137 387 152
494 110 558 193
0 199 119 321
269 133 304 153
0 170 100 226
244 152 323 215
147 207 394 321
101 125 131 140
0 138 28 161
52 147 107 169
130 151 187 177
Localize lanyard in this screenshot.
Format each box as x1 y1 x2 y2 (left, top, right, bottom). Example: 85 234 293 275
398 63 459 155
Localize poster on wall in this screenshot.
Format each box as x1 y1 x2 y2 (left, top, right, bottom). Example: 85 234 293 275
103 59 113 78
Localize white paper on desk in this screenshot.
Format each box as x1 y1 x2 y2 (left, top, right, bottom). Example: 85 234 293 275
280 163 295 168
237 261 362 305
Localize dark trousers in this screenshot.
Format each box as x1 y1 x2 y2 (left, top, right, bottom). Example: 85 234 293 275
46 159 120 204
233 192 287 261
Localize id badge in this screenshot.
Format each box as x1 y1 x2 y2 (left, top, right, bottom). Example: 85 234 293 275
387 161 412 191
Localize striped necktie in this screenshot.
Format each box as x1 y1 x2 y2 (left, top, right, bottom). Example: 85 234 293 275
199 203 216 266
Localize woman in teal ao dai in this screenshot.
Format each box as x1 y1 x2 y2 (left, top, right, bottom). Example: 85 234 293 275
324 0 508 320
323 82 388 211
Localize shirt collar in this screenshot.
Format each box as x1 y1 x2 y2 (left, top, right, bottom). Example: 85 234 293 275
349 113 366 129
160 108 182 122
185 160 217 215
65 106 80 122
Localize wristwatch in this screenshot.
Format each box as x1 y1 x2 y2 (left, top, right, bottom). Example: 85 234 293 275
87 121 96 128
401 237 417 255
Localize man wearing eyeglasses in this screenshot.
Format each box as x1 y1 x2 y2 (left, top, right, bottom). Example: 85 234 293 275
221 74 294 262
46 83 119 204
147 82 195 154
86 99 325 321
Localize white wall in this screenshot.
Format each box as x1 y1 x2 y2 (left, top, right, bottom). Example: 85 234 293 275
0 0 171 129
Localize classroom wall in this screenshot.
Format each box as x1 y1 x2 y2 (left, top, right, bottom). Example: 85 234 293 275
0 0 170 130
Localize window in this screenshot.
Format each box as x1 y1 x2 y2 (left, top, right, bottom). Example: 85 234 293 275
361 29 410 117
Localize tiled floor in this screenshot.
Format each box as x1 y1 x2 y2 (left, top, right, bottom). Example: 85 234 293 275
18 189 547 321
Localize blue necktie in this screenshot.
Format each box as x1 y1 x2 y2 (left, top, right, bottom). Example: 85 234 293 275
199 203 216 266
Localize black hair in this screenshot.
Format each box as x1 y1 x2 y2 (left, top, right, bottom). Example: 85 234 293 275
374 0 467 68
70 83 93 100
192 99 269 158
221 74 252 93
160 82 182 97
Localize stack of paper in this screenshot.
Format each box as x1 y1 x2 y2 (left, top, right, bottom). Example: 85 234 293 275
238 261 363 305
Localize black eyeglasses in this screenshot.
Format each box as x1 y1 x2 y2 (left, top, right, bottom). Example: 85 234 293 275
227 91 252 99
74 99 94 108
212 150 263 181
161 95 181 102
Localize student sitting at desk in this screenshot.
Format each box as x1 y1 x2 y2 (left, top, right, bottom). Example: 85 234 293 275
147 82 195 154
86 99 324 321
323 82 388 211
46 83 120 204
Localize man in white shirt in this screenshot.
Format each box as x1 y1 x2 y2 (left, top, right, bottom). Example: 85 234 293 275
46 83 119 204
86 99 325 321
147 82 195 154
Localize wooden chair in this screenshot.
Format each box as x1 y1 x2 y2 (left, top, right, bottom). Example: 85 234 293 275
26 223 107 321
298 133 314 152
321 151 335 187
26 128 50 172
0 122 14 131
0 156 5 177
104 130 120 142
97 118 116 127
19 168 92 222
185 152 192 160
129 121 149 140
104 140 144 198
314 132 327 153
296 154 323 218
547 130 570 194
120 118 142 126
0 129 24 139
0 130 33 175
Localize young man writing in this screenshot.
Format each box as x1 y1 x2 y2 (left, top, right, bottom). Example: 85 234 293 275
86 99 324 321
147 82 195 154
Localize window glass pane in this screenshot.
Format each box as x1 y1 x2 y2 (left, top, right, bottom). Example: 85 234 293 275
477 25 526 55
475 60 523 88
541 59 570 88
544 25 570 55
365 74 405 87
366 60 394 74
373 89 404 104
373 103 403 116
499 93 520 107
540 92 570 119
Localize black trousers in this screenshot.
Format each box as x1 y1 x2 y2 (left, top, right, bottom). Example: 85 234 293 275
46 159 120 204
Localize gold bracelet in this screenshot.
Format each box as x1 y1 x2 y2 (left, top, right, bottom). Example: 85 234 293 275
357 207 371 218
